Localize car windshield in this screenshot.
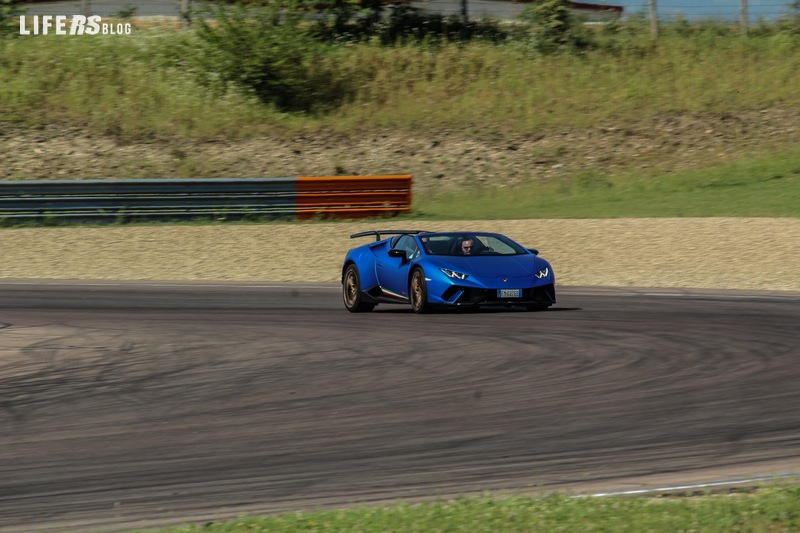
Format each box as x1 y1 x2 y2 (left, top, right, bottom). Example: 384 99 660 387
419 233 528 257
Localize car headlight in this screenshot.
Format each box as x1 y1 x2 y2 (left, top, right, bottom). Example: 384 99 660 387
440 268 469 280
535 267 550 279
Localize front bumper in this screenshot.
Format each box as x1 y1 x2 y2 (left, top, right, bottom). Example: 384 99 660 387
438 283 556 307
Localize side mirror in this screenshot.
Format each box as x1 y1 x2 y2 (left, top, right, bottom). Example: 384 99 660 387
527 248 539 256
388 249 408 263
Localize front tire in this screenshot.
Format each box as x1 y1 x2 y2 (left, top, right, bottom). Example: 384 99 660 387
409 268 430 314
343 265 375 313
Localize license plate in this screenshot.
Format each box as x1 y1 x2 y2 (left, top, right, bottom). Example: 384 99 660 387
498 289 521 298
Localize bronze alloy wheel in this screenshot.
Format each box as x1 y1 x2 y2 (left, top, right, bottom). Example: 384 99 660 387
410 269 429 314
344 269 358 308
343 265 375 313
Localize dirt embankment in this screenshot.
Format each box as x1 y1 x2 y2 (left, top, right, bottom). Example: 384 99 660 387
1 109 799 292
2 107 799 189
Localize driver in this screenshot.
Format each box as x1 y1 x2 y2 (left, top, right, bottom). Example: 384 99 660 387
460 237 475 256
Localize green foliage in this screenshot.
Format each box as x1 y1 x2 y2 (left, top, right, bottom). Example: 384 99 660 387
518 0 594 53
0 0 25 38
377 6 507 44
0 31 270 138
310 2 507 44
111 4 139 19
194 1 348 113
666 15 730 37
2 16 800 138
777 1 800 35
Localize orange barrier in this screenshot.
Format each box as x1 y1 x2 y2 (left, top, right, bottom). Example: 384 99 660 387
296 175 412 220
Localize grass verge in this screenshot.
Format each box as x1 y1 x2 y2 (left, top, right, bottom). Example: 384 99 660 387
413 148 800 219
133 486 800 533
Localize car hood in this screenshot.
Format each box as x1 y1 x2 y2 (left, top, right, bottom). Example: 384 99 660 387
430 254 540 279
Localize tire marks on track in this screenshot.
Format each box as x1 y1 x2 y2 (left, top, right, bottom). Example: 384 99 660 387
0 284 799 532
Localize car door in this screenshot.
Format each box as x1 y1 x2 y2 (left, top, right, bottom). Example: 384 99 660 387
377 234 420 299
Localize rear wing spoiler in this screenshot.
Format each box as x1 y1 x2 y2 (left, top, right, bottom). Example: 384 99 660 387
350 230 429 242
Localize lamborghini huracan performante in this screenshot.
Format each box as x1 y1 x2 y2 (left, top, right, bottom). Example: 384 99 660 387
341 230 556 313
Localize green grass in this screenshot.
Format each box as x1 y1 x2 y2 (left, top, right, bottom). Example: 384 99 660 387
132 486 800 533
330 36 800 135
2 27 800 139
0 30 277 139
413 148 800 219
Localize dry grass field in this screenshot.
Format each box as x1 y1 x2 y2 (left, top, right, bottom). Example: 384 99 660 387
2 217 799 292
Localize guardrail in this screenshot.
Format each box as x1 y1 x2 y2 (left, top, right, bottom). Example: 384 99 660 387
0 175 412 222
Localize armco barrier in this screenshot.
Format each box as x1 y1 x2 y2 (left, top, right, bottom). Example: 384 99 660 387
0 175 412 222
296 175 412 220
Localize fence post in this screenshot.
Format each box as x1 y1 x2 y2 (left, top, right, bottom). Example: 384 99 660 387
739 0 748 37
648 0 658 40
81 0 89 17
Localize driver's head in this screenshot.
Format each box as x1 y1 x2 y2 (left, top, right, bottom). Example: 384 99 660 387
461 239 474 255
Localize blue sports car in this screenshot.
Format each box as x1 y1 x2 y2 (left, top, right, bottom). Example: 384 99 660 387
341 230 556 313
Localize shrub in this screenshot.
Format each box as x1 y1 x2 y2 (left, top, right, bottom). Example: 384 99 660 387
777 1 800 35
1 0 25 38
518 0 595 54
310 2 507 44
194 1 347 113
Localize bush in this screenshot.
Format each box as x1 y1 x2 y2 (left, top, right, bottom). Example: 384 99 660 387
194 1 348 113
777 1 800 35
378 6 507 44
1 0 25 38
309 2 507 45
518 0 595 53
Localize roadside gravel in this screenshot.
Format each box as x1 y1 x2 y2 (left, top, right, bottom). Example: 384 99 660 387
1 218 798 292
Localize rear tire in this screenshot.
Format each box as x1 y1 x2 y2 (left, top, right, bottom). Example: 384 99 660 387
409 268 430 314
343 265 375 313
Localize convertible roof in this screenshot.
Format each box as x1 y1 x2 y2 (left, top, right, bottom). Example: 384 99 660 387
350 229 429 241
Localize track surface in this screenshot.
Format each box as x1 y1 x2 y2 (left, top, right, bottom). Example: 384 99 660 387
1 282 800 532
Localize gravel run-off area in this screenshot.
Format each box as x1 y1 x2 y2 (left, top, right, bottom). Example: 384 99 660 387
1 218 799 293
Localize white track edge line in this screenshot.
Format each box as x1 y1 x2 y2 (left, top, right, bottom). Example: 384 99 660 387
578 472 800 498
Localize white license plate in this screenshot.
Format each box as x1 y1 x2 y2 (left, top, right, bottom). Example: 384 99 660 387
498 289 521 298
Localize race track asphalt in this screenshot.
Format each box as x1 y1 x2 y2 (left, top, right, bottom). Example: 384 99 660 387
1 282 799 532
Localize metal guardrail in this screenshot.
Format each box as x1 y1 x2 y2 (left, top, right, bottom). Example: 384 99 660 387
0 175 413 222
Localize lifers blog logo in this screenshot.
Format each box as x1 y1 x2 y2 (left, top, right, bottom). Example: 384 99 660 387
19 16 132 36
